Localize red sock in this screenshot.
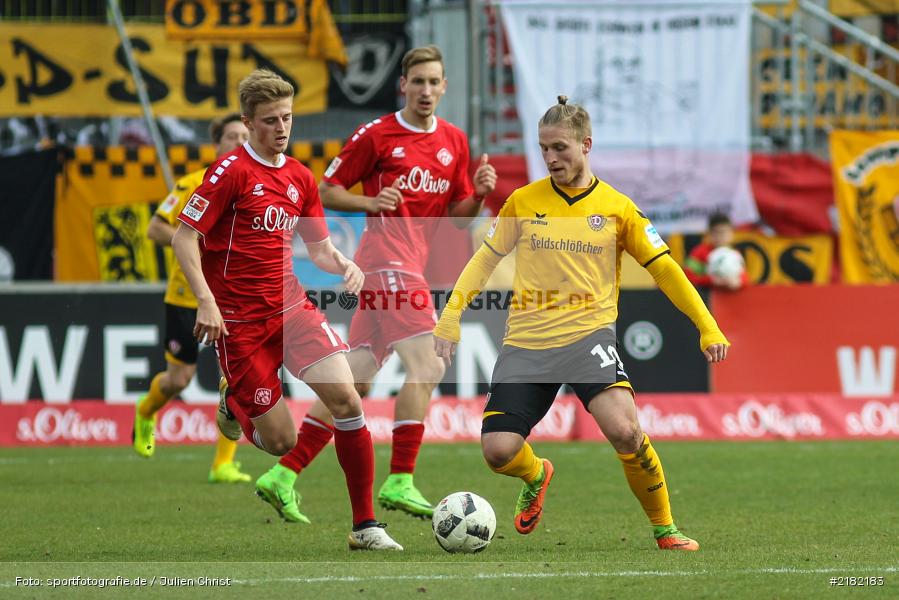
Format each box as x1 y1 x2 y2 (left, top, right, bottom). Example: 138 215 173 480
334 426 375 526
390 422 425 474
279 417 334 473
226 396 262 450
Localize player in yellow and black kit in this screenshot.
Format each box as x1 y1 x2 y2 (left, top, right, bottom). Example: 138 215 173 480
132 113 253 484
434 97 730 551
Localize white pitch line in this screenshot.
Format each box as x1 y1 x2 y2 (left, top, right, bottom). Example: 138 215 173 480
232 566 899 586
1 566 895 588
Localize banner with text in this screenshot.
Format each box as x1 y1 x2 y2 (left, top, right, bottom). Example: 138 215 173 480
165 0 347 57
0 24 330 117
500 0 757 234
2 393 896 446
830 130 899 283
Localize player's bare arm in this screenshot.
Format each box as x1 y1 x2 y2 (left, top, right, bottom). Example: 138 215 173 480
171 223 228 343
319 181 403 213
448 154 497 225
146 215 176 246
305 237 364 294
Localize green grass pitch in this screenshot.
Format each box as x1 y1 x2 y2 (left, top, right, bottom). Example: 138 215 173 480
1 440 897 598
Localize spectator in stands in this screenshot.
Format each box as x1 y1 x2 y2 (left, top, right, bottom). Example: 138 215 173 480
684 213 748 290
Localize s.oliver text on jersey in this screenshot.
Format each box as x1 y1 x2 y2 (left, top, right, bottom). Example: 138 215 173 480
394 167 450 195
252 205 300 233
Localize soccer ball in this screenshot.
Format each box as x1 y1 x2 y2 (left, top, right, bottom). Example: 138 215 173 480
707 246 745 280
432 491 496 553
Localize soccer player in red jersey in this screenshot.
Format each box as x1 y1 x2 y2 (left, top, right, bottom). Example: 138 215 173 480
171 69 403 550
253 45 497 522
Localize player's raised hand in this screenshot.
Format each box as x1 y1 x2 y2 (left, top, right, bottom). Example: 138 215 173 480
369 180 404 212
473 153 497 198
433 335 457 368
194 298 228 345
703 343 729 363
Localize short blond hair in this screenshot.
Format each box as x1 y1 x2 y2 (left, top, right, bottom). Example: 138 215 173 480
401 45 444 77
539 95 592 142
238 69 294 118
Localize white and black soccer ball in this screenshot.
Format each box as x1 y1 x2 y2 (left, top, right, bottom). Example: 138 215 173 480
432 491 496 554
707 246 745 280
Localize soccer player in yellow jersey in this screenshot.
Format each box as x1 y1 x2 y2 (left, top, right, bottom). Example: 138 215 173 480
434 96 730 551
132 113 253 484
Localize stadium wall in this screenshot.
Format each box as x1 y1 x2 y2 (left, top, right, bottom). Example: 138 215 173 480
0 285 897 445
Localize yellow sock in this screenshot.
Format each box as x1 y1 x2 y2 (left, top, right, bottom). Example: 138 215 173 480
617 434 674 526
138 373 171 419
491 442 543 484
211 432 238 469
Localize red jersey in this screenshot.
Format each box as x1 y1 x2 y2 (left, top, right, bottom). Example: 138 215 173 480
178 143 329 322
322 111 475 275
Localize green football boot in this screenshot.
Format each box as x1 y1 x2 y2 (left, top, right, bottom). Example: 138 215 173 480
208 461 252 484
377 473 434 519
132 397 156 458
255 464 310 524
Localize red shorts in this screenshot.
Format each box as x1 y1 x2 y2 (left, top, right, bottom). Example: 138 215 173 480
217 302 348 418
348 271 437 367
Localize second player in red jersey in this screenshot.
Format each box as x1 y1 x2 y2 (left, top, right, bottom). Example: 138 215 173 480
322 108 475 274
253 45 497 523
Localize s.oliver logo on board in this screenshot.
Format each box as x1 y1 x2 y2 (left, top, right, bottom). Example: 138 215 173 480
17 407 118 443
155 407 219 443
637 404 701 437
846 400 899 436
722 401 824 438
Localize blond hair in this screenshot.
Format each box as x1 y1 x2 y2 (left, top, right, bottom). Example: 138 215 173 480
238 69 294 118
401 45 444 77
539 95 592 142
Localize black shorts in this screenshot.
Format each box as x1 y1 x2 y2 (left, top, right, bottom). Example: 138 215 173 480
164 304 199 365
483 327 632 438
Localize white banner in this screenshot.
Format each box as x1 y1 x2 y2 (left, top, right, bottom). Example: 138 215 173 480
500 0 758 234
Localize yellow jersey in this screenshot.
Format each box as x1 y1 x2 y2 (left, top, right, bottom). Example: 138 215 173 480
156 169 205 308
483 176 669 349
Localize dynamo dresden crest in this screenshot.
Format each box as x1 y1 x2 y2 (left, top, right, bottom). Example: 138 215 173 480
588 214 607 231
